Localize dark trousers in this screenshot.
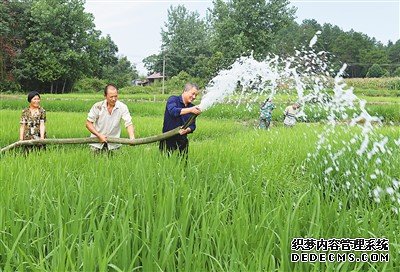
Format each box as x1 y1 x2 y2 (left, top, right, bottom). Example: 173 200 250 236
159 137 189 158
259 118 271 129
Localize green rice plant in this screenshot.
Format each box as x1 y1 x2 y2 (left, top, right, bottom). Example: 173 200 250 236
352 88 400 97
2 92 399 124
345 77 400 91
0 97 166 117
1 100 399 271
0 93 175 103
366 104 400 123
358 95 400 103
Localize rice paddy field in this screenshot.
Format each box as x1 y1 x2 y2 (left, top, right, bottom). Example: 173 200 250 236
0 92 399 271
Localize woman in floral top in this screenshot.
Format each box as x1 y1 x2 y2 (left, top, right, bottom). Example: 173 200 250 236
19 91 46 141
259 97 275 129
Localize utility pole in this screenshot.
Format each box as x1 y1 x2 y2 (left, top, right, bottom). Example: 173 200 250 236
162 54 166 95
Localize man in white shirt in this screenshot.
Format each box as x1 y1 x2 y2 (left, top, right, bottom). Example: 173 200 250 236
283 103 301 127
86 84 135 151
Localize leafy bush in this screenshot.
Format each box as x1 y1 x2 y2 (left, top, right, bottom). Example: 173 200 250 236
168 71 206 90
72 77 107 93
393 67 400 77
120 85 162 94
366 64 388 78
0 80 22 93
120 73 206 95
69 72 208 95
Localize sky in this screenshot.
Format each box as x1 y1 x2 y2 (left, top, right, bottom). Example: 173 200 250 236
84 0 400 76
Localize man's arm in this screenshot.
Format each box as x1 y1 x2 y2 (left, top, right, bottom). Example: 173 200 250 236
166 97 201 117
120 105 134 139
126 124 135 140
85 120 107 143
180 106 201 116
86 102 107 143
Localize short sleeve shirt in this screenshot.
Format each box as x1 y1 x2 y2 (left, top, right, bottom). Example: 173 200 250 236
20 107 46 140
87 100 132 150
284 106 299 126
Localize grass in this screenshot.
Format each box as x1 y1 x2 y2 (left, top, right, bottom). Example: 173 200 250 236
0 93 172 101
345 77 400 91
0 93 399 271
2 93 400 123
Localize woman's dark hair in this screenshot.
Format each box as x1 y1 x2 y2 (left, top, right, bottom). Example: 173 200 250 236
27 91 40 102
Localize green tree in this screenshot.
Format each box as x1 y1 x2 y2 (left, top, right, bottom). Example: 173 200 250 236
0 0 28 91
273 19 327 56
272 21 300 56
387 40 400 75
330 31 376 77
142 54 163 75
12 0 117 93
359 47 389 77
101 56 138 88
189 51 225 81
88 34 119 79
143 5 210 78
210 0 295 63
161 5 211 77
387 40 400 64
318 24 343 52
0 0 14 81
359 48 389 65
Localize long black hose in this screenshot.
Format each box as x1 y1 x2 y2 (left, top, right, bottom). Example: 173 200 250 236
182 113 198 129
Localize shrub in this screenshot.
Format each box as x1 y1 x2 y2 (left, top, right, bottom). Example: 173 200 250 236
393 67 400 77
366 64 388 78
120 85 160 94
72 77 107 93
120 72 206 95
0 80 22 93
168 71 206 90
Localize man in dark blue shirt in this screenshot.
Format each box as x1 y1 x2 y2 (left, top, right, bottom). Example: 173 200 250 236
159 83 202 157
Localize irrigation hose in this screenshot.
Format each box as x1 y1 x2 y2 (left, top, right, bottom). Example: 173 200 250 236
0 115 198 153
182 113 198 130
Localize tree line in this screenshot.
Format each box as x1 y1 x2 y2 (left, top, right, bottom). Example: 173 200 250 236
1 0 399 93
144 0 400 82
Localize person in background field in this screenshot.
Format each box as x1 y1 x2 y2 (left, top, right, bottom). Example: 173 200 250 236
283 102 301 127
86 83 135 152
259 97 275 129
159 83 202 157
20 91 46 147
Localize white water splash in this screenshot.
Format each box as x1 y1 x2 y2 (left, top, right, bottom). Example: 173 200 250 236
197 32 399 212
309 30 322 48
199 55 280 111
